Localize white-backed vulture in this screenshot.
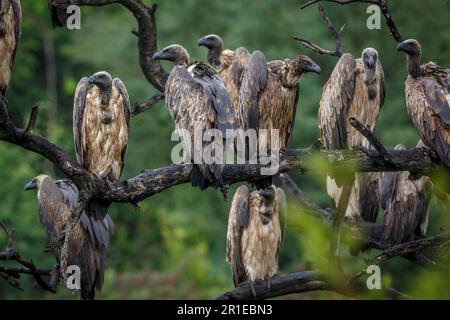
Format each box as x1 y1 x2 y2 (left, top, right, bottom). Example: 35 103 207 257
397 39 450 169
0 0 21 96
24 175 114 300
152 44 236 190
226 185 286 289
73 71 130 219
197 34 250 112
318 49 385 222
379 143 431 247
238 51 321 152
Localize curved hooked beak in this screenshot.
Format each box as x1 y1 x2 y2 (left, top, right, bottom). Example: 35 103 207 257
88 75 97 84
366 57 376 69
197 37 208 47
152 51 163 61
310 63 321 74
24 180 37 191
397 41 407 52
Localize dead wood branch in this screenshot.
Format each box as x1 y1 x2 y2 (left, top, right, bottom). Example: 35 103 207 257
294 3 345 57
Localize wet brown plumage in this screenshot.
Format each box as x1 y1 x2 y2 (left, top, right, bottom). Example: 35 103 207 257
24 175 114 300
379 143 431 247
73 71 130 219
197 34 250 112
238 50 321 151
319 49 385 221
153 44 236 190
226 185 286 286
398 39 450 169
0 0 21 96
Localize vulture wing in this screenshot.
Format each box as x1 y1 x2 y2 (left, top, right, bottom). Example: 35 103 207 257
166 63 235 189
408 76 450 167
379 144 431 247
11 0 21 66
230 47 250 90
73 77 89 167
226 185 250 286
113 78 131 176
319 53 356 150
275 187 287 254
237 50 268 130
55 179 113 300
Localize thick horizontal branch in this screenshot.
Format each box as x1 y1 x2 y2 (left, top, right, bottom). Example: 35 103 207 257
1 99 446 204
215 270 406 300
215 271 327 300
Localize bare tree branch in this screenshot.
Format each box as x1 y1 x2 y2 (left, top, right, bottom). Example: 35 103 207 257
301 0 404 42
0 222 56 293
132 92 164 116
215 270 407 300
294 3 345 57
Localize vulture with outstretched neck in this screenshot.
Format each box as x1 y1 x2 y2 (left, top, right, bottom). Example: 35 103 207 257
319 48 385 222
73 71 130 219
152 44 236 191
397 39 450 169
25 175 114 300
0 0 21 96
379 143 431 247
239 50 321 151
197 34 250 112
237 50 320 191
226 185 286 291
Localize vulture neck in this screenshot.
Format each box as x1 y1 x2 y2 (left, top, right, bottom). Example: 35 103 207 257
99 85 113 106
363 67 376 84
283 69 301 88
407 53 422 78
207 47 222 68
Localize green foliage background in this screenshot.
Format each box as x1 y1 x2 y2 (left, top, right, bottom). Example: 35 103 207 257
0 0 449 299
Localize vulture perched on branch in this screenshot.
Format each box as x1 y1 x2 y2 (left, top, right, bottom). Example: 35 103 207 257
397 39 450 169
238 50 320 191
197 34 250 112
73 71 131 219
239 50 321 151
318 49 385 222
24 175 114 300
226 185 286 292
379 143 431 248
152 44 236 191
0 0 21 96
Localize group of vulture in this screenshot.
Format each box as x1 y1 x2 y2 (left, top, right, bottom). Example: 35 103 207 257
1 0 449 299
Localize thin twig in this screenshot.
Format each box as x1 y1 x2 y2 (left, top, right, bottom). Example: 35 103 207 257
294 4 345 57
132 92 164 116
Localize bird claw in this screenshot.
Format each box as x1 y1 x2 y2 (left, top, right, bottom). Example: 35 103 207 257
0 93 8 106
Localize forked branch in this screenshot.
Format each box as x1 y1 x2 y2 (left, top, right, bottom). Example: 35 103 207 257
301 0 404 42
0 222 56 293
294 3 345 57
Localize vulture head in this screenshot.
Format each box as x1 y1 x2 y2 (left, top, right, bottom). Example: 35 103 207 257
397 39 421 57
197 34 224 67
197 34 223 50
88 71 113 91
24 174 49 191
258 186 276 225
361 48 379 82
292 55 321 75
397 39 422 77
152 44 190 66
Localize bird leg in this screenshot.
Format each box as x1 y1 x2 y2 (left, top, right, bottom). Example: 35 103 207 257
49 265 60 292
249 281 257 298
